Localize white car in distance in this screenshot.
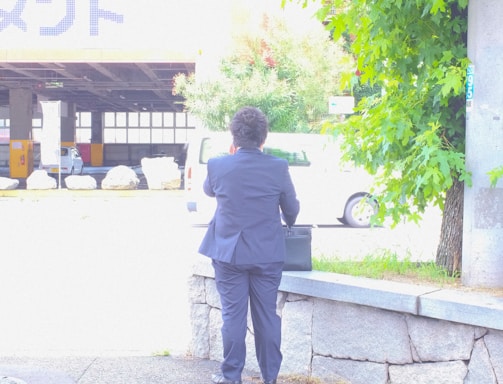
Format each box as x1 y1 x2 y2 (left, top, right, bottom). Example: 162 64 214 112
184 131 378 228
39 146 84 175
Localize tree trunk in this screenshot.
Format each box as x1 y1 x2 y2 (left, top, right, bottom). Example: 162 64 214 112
435 178 464 275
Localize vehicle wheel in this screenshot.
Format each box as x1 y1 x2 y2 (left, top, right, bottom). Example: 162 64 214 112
343 194 378 228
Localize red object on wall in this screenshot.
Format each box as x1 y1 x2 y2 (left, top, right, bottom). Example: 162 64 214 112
77 143 91 164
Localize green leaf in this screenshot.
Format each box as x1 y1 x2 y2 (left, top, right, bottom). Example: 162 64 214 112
488 166 503 188
431 0 447 14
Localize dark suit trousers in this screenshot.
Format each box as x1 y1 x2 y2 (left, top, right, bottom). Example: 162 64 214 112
212 260 283 382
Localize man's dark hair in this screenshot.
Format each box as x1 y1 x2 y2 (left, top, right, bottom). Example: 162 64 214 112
230 106 268 148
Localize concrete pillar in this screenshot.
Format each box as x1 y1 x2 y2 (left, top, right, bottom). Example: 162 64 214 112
463 0 503 288
90 112 104 166
9 88 34 178
61 102 76 146
9 88 32 141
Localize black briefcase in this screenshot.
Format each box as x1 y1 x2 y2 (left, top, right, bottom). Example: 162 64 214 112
283 226 312 271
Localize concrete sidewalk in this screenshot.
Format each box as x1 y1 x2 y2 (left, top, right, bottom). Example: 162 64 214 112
0 355 266 384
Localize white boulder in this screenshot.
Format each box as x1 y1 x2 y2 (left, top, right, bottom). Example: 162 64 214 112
101 165 139 190
141 157 180 190
0 176 19 190
26 170 57 190
64 175 97 190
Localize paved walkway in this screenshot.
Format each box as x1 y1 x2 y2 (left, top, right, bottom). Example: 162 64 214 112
0 356 248 384
0 356 315 384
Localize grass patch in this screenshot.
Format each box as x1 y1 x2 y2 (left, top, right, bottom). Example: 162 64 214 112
152 349 171 357
312 250 460 287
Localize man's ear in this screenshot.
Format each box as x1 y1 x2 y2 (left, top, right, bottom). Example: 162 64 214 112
229 144 237 154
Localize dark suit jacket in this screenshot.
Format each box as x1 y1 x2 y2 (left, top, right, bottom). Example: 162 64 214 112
198 147 300 265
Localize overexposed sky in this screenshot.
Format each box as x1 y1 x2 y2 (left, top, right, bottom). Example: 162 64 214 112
0 0 323 62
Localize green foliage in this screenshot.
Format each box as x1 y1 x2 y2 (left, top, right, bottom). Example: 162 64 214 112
307 0 471 225
488 166 503 188
173 10 352 132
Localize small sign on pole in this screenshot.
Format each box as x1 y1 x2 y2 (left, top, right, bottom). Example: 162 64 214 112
328 96 355 115
466 64 474 112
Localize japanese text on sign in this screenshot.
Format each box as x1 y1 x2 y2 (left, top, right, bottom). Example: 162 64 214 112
0 0 123 36
466 64 474 112
466 64 474 101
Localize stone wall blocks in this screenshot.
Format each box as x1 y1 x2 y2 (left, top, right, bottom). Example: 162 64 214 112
465 338 497 384
276 291 288 315
312 356 388 384
406 316 475 362
313 299 412 364
190 265 503 379
285 293 309 302
205 278 221 309
388 361 467 384
281 300 313 375
484 330 503 382
188 276 206 304
475 326 488 340
190 304 210 358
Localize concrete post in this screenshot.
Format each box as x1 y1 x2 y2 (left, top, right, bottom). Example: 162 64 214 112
90 112 104 166
9 88 34 178
9 88 32 141
61 102 76 146
463 0 503 287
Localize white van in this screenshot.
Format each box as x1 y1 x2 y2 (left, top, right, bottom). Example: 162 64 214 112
184 131 378 227
39 146 84 175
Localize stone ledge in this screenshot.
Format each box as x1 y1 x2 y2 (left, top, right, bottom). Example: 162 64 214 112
420 289 503 330
279 270 438 315
192 256 503 331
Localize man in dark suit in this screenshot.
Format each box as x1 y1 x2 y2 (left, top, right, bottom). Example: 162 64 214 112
199 107 300 384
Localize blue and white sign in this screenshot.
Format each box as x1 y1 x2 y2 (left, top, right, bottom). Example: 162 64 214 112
466 64 474 112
